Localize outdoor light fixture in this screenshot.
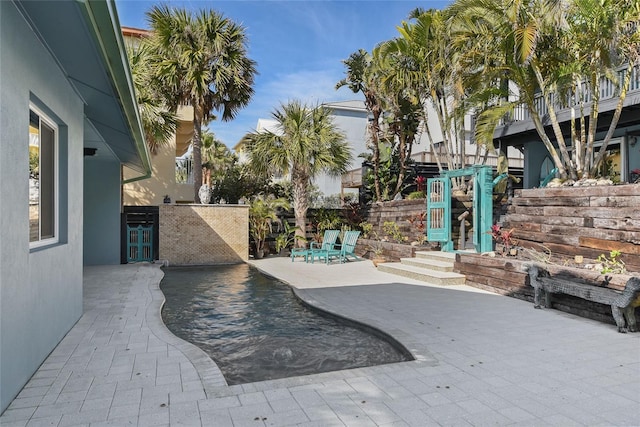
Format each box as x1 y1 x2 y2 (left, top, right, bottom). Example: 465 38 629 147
84 147 98 156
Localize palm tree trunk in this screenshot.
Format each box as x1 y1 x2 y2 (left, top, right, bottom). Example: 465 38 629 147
424 118 444 173
291 166 309 248
392 131 407 198
192 103 204 201
368 99 383 201
584 69 602 177
529 108 566 180
533 65 575 180
590 61 634 177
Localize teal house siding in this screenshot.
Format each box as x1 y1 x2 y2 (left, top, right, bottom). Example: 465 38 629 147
84 159 123 266
0 1 85 412
0 0 151 413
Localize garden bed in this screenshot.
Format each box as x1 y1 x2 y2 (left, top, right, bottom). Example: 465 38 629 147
355 238 437 262
454 251 640 327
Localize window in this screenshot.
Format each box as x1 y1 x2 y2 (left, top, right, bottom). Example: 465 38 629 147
594 138 623 183
29 106 58 246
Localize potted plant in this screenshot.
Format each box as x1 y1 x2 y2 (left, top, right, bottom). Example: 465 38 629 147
249 196 289 259
368 231 386 267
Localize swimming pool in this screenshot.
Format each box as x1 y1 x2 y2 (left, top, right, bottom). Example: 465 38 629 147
160 264 412 385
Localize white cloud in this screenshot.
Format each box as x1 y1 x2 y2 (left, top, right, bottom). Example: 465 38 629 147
262 68 356 106
210 67 361 148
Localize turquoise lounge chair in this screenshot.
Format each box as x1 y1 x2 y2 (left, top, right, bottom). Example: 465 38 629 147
318 230 361 264
308 229 340 263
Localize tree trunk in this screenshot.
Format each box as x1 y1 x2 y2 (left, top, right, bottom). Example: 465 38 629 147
367 95 383 201
590 61 634 177
291 166 308 248
192 103 204 201
533 65 574 180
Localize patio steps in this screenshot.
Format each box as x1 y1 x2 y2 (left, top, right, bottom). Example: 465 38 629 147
377 251 466 286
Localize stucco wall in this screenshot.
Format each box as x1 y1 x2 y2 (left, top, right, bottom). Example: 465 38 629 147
0 2 84 412
123 106 194 205
123 139 195 205
83 159 122 265
159 205 249 265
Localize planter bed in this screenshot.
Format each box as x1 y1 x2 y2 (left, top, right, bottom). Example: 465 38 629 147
454 252 640 328
355 238 437 262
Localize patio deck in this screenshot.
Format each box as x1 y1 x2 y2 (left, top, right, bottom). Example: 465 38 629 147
1 258 638 426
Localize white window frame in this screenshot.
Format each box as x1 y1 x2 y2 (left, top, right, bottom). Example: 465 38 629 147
29 104 59 248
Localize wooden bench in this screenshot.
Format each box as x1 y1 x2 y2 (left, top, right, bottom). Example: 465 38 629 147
527 265 640 333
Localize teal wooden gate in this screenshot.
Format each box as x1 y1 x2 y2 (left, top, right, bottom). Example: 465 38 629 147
127 225 153 262
426 165 495 253
426 177 453 251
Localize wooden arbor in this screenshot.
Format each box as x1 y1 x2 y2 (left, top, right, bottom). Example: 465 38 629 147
426 165 499 253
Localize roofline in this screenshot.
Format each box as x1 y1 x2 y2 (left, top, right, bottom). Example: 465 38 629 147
78 0 151 180
322 100 367 113
121 26 150 38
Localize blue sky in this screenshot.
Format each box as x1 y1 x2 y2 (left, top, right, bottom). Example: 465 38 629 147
115 0 450 148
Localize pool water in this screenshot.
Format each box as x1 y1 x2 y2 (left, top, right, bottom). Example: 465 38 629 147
160 264 412 385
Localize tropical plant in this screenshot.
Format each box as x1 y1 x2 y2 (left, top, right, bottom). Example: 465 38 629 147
566 0 640 178
450 0 640 181
408 212 427 244
244 100 352 247
126 40 177 155
488 224 516 251
383 221 406 243
314 208 342 235
359 221 374 239
248 196 289 258
597 250 627 274
372 46 424 199
146 5 257 200
336 49 386 200
385 9 483 178
275 221 303 253
201 130 236 187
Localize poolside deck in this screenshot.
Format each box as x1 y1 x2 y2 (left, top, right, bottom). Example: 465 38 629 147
1 258 639 426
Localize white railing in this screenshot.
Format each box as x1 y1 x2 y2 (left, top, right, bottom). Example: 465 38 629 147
341 168 363 187
500 63 640 126
176 158 194 184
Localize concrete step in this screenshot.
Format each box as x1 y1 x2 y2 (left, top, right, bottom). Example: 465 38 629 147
415 251 457 263
399 257 453 272
377 262 466 286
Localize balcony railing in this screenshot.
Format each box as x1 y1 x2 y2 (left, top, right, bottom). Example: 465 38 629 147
502 63 640 126
176 158 194 184
341 168 363 188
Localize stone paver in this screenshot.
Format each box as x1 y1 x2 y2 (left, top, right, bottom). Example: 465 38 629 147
1 258 639 426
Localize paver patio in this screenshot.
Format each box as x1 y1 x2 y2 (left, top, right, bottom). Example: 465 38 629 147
1 258 638 426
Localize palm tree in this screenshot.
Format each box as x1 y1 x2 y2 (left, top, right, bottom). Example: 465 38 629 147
127 40 177 155
244 101 352 246
450 0 572 178
146 5 257 200
451 0 639 181
566 0 640 177
371 44 423 199
200 130 236 187
336 49 385 200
